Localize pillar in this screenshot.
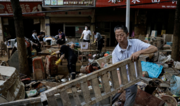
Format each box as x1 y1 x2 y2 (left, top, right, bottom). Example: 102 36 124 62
90 9 95 41
45 17 50 35
0 17 4 42
40 18 45 32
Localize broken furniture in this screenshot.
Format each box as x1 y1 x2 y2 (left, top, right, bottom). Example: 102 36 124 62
0 41 7 57
41 56 147 106
32 57 46 80
96 54 112 68
0 66 25 103
0 56 147 106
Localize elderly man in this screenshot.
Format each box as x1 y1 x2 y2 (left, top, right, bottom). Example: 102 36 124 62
112 25 157 106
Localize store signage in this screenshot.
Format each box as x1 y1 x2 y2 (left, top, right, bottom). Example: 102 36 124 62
42 0 95 7
0 2 45 16
96 0 176 9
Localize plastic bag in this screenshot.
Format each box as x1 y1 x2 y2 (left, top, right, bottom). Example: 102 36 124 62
170 75 180 95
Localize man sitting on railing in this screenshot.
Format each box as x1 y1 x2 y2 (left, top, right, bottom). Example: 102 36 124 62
112 25 158 106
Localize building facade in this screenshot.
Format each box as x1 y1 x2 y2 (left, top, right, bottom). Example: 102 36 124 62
0 0 177 46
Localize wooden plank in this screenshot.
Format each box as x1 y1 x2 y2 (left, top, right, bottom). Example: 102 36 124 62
72 87 81 106
111 69 120 89
81 81 91 104
92 78 102 100
47 95 58 106
0 97 42 106
87 78 141 106
45 58 131 93
60 90 71 106
128 62 136 81
136 60 142 77
120 65 128 85
102 73 111 93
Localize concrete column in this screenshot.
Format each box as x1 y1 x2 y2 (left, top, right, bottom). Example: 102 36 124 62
0 17 4 42
40 18 45 32
45 17 50 35
90 9 95 41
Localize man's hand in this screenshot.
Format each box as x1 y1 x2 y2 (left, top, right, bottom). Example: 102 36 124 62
55 59 61 65
130 51 141 61
118 87 124 93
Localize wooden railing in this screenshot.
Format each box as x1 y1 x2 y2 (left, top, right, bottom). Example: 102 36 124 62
41 56 147 106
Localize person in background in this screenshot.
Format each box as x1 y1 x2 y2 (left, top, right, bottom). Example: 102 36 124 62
112 25 157 106
38 32 45 48
38 32 45 42
80 25 92 42
93 31 104 52
51 45 78 79
12 37 33 56
30 30 41 52
56 29 66 46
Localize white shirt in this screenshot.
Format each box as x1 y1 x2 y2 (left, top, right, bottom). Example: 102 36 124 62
14 37 33 48
112 39 150 81
32 34 39 41
82 30 92 40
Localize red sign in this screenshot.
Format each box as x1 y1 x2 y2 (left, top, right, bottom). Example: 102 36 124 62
0 2 45 16
96 0 176 9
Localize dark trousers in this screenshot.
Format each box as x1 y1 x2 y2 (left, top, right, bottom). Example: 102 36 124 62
33 44 41 53
67 56 77 79
83 40 90 43
97 41 103 52
57 39 65 45
124 84 137 106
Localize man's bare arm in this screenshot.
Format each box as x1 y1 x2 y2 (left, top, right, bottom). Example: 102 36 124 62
130 45 158 61
80 34 84 39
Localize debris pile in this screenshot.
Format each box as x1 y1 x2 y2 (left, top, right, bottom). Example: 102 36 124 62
113 52 180 106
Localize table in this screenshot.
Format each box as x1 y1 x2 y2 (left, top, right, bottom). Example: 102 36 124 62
38 48 59 56
51 45 60 49
77 48 99 65
78 48 99 54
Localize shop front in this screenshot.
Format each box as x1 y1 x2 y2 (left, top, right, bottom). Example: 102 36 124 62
0 1 45 41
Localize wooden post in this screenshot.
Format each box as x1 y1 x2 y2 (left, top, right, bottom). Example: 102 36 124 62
10 0 30 75
172 0 180 61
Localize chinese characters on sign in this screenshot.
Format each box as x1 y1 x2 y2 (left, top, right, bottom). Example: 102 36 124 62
43 0 94 7
4 3 42 13
0 2 44 16
152 0 160 3
132 0 140 4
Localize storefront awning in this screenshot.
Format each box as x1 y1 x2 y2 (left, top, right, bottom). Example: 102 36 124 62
96 0 176 9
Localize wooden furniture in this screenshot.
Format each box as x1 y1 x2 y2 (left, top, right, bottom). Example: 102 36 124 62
0 56 147 106
77 48 99 65
0 42 7 57
38 48 59 56
42 56 147 106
